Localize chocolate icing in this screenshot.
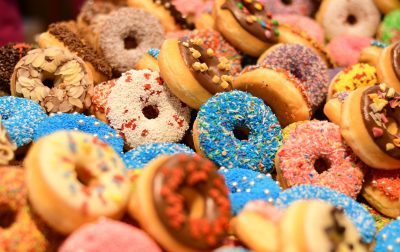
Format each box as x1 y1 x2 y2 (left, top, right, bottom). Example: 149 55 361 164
178 38 233 94
361 85 400 159
152 155 230 250
391 42 400 81
221 0 279 43
152 0 195 30
48 23 112 78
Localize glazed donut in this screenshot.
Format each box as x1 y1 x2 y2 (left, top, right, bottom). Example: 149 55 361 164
378 9 400 44
96 69 190 149
34 112 124 154
341 84 400 169
11 46 94 114
158 37 235 109
316 0 380 39
263 0 315 16
377 41 400 91
128 154 231 252
323 92 349 125
374 219 400 252
374 0 400 14
127 0 195 32
359 40 389 67
213 0 280 57
123 143 194 170
193 91 282 172
0 96 47 148
0 43 33 96
362 168 400 218
275 121 365 198
0 167 52 251
275 185 376 243
135 48 160 71
219 167 281 215
0 122 16 165
24 131 131 234
37 23 112 84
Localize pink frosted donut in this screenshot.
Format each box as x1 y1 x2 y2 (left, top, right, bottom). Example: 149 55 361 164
327 35 373 67
275 14 324 45
263 0 315 16
59 218 162 252
172 0 214 18
242 200 283 224
275 120 365 199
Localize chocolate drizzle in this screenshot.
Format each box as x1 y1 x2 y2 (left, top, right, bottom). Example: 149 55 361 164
391 42 400 81
221 0 279 43
153 0 195 30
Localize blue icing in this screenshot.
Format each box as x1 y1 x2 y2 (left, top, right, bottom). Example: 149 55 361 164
214 247 251 252
0 96 47 147
371 40 389 48
34 113 124 154
123 143 194 170
197 91 282 173
148 48 160 59
219 167 281 215
374 219 400 252
275 185 376 243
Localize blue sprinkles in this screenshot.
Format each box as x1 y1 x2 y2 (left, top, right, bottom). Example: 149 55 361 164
371 40 389 49
123 143 194 170
196 91 282 173
34 113 124 154
148 48 160 59
275 185 376 243
374 219 400 252
219 167 281 215
0 96 47 147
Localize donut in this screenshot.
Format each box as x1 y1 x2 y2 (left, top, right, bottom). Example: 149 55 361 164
362 168 400 218
281 120 311 140
96 69 190 149
263 0 315 16
11 46 94 114
0 96 47 148
0 43 33 96
135 48 160 71
275 185 376 243
359 40 389 67
128 154 231 252
316 0 380 39
373 0 400 14
37 22 112 84
215 247 251 252
280 200 368 252
193 90 282 172
341 84 400 169
172 0 210 22
219 167 282 215
77 0 120 28
377 41 400 91
326 35 373 67
123 143 194 170
127 0 195 32
213 0 280 57
158 37 235 109
0 167 50 251
34 112 124 155
24 131 131 234
374 219 400 252
0 122 16 165
378 9 400 44
90 79 115 123
275 121 365 198
323 92 350 125
59 218 162 252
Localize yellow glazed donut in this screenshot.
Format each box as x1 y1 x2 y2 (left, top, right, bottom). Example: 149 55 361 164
24 131 131 234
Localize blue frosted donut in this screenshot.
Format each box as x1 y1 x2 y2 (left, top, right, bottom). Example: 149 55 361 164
275 185 376 243
195 91 282 173
219 167 282 215
34 112 124 154
123 143 194 170
0 96 47 147
374 219 400 252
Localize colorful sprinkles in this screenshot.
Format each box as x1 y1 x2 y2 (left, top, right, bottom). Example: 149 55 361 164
374 219 400 252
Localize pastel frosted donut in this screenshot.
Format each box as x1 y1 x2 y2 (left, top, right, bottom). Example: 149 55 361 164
34 112 124 154
327 35 373 67
263 0 315 16
0 167 50 251
378 9 400 44
102 69 191 149
276 121 365 198
374 219 400 252
316 0 380 39
275 185 376 243
193 90 282 172
219 167 282 215
123 143 194 170
59 218 162 252
0 96 47 148
24 131 131 234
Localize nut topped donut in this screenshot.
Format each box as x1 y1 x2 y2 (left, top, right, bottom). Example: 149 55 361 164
11 46 94 113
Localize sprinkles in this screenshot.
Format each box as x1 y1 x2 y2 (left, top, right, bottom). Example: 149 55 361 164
374 219 400 252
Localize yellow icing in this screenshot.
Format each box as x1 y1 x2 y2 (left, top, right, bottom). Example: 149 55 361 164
332 63 378 95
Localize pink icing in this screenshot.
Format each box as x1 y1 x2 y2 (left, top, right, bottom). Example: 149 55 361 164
327 35 373 67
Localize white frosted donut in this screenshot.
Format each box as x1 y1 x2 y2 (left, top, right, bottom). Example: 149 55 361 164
316 0 380 39
106 69 190 149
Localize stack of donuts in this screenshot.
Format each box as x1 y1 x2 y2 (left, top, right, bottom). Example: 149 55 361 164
1 0 400 251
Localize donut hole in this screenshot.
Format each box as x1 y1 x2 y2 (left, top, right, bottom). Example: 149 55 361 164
124 36 138 50
233 126 250 141
281 0 293 5
314 157 332 174
180 187 205 218
288 64 306 82
0 203 17 229
75 165 95 187
41 72 60 88
387 118 399 135
142 105 159 119
346 15 357 25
